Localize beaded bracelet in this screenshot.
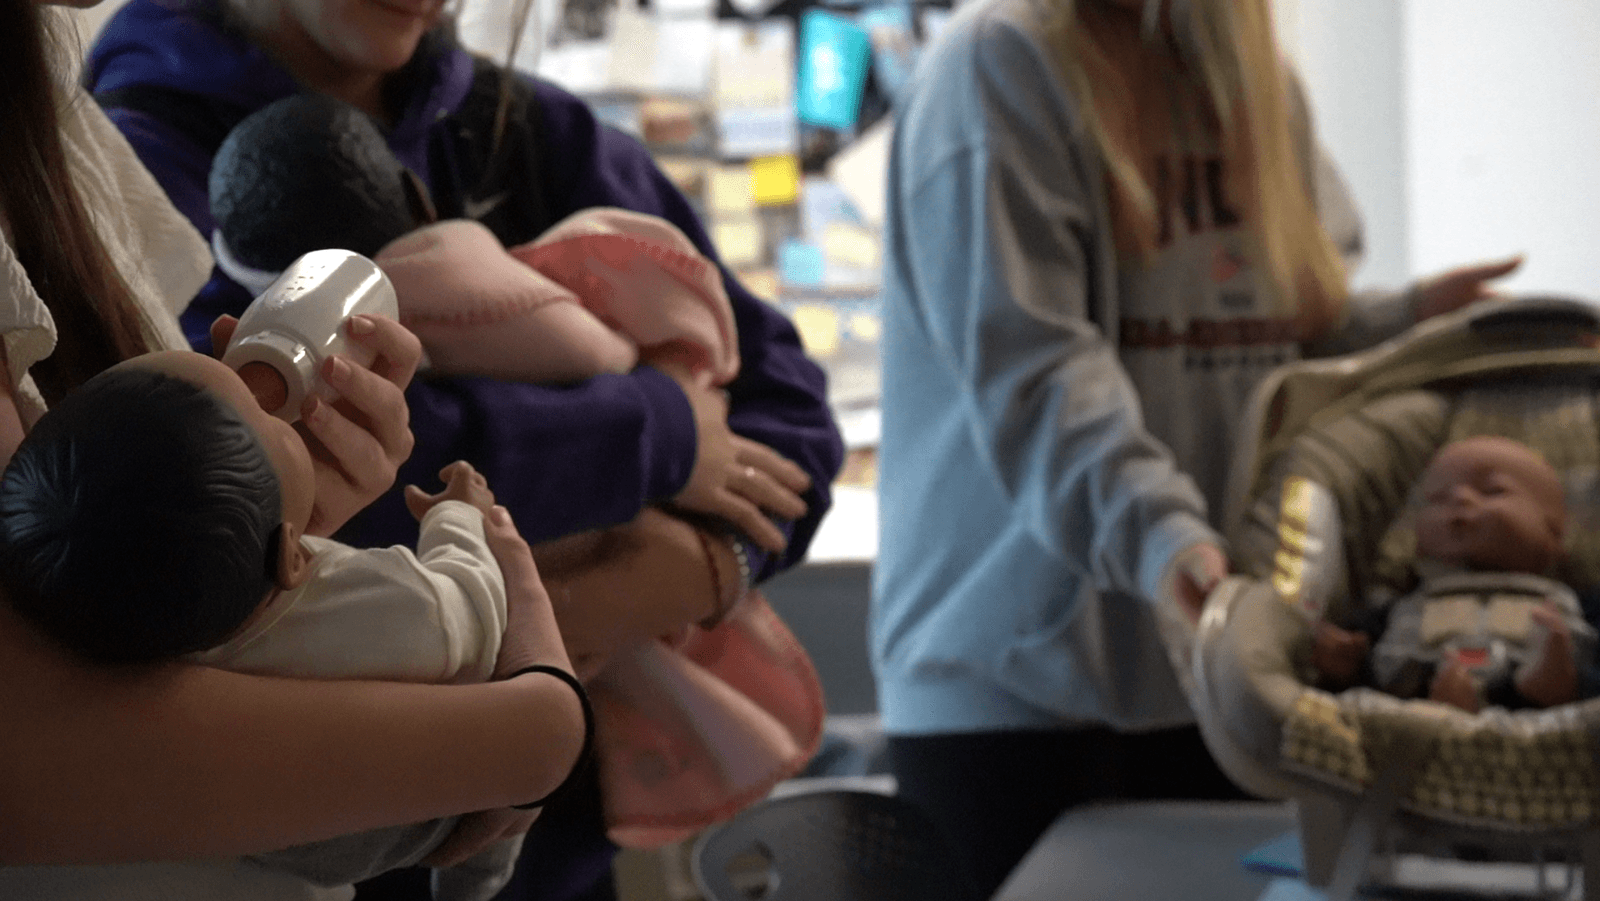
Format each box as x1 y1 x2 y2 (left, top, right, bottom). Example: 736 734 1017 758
726 533 753 597
507 665 595 810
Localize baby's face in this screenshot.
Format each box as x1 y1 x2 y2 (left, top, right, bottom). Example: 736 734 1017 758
114 351 316 536
1414 436 1566 574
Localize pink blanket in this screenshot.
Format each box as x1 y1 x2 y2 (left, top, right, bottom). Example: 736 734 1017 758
375 209 824 847
376 209 738 386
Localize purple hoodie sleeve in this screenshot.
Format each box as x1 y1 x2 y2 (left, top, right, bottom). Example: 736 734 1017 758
103 81 842 580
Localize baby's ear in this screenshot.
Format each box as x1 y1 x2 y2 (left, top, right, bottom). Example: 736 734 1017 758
274 523 313 590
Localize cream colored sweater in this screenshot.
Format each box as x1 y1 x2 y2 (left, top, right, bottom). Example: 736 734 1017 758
0 9 209 425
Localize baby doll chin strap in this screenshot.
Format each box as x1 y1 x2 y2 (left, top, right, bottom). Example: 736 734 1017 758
508 665 596 810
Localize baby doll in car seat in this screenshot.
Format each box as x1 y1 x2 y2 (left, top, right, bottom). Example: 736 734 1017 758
1311 435 1599 712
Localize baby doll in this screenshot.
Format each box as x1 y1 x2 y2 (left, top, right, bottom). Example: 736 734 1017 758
208 93 821 849
1311 435 1598 712
0 350 575 901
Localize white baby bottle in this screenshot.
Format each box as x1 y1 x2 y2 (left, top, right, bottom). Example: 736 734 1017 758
221 249 400 422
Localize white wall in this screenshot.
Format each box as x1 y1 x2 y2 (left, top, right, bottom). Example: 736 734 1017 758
1277 0 1409 291
1282 0 1600 300
1403 1 1600 299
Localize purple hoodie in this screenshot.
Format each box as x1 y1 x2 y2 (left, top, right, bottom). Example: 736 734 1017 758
87 0 842 575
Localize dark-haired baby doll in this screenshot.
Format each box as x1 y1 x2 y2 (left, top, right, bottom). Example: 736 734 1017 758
0 350 537 901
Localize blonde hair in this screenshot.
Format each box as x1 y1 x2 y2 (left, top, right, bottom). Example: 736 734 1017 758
1049 0 1348 335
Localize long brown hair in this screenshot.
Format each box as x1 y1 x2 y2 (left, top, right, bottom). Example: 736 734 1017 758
1049 0 1348 336
0 2 152 405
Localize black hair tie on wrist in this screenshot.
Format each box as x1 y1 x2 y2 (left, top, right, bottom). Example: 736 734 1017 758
507 665 595 810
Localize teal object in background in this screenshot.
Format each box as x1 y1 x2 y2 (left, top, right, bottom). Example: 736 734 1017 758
796 10 873 130
780 239 827 287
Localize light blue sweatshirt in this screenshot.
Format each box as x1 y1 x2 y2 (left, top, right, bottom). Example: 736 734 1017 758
871 0 1415 734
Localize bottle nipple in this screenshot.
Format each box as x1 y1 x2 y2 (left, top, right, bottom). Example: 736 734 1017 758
238 361 290 415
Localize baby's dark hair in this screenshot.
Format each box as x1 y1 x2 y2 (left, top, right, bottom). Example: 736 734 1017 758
0 367 283 663
210 93 427 272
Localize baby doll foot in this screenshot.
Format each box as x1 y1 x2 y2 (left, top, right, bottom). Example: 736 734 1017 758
1515 603 1579 708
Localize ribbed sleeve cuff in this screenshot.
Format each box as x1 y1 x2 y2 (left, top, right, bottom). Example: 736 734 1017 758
636 364 700 502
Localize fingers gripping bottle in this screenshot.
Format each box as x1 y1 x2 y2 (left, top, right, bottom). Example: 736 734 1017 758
222 250 399 421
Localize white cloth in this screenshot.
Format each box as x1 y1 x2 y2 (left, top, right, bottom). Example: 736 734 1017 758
196 501 507 685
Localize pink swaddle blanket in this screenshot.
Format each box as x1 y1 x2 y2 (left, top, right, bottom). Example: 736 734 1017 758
376 208 738 386
376 208 823 847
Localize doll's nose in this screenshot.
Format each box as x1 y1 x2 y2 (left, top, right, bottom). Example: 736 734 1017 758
1448 485 1484 509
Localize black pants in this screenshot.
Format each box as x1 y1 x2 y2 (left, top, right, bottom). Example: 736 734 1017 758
888 725 1250 899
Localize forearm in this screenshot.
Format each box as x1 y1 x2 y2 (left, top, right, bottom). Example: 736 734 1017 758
0 606 583 864
1302 286 1417 359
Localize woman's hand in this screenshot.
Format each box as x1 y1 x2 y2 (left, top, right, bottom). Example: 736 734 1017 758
484 506 570 681
1169 543 1227 624
538 509 720 680
652 360 812 553
211 314 421 537
1413 255 1524 321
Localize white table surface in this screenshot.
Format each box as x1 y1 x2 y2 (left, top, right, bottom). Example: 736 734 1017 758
992 800 1296 901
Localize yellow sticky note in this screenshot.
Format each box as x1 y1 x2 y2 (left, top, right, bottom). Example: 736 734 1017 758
749 154 801 206
711 219 764 268
849 313 881 342
822 222 882 270
708 166 756 215
791 304 840 356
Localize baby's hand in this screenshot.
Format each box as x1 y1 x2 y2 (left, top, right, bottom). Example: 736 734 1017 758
1310 621 1370 688
1429 661 1482 713
1515 601 1579 708
405 460 496 521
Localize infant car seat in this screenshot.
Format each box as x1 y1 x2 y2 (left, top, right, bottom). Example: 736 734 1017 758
1188 295 1600 900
